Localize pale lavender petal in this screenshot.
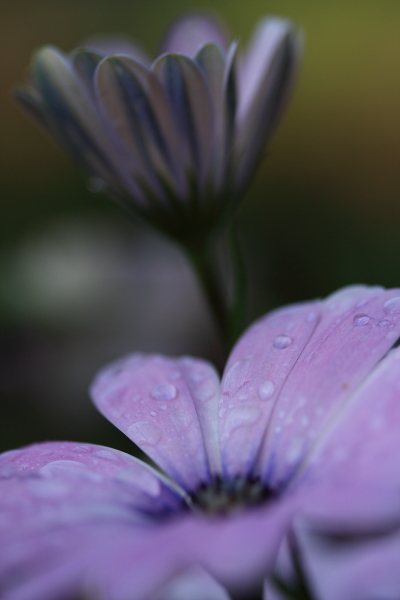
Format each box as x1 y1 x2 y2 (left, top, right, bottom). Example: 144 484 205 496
234 19 302 193
291 521 400 600
92 499 296 599
90 353 221 490
152 566 231 600
152 54 213 191
218 299 321 478
292 345 400 522
257 286 400 489
159 13 230 57
80 35 151 64
0 442 185 531
95 56 185 204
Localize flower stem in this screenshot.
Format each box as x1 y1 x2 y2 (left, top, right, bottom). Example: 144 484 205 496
185 237 230 353
184 222 247 354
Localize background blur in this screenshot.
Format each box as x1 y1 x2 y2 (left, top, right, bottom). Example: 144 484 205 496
1 0 400 454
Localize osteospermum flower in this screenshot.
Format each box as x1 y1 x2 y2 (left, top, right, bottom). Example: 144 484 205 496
15 13 302 241
2 285 400 599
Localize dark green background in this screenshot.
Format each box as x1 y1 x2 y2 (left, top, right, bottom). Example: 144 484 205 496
1 0 400 454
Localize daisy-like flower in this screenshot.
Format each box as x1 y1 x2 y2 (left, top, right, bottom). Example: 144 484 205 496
15 13 302 242
2 285 400 599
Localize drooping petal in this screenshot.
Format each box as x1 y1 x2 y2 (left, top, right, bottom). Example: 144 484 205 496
159 12 230 57
234 18 302 193
152 54 213 192
256 286 400 489
90 353 221 490
218 299 321 479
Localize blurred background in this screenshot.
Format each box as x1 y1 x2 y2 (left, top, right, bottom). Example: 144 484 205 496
1 0 400 454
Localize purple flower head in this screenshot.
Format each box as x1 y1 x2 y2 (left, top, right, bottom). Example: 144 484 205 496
15 13 302 242
2 285 400 599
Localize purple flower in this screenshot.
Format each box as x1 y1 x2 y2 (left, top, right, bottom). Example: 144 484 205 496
15 13 302 241
2 285 400 599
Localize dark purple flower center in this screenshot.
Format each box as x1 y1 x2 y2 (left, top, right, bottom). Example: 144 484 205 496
190 475 275 515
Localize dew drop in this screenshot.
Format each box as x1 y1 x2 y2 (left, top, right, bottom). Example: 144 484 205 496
258 381 275 400
93 450 118 462
383 296 400 315
273 334 292 349
306 312 317 322
150 411 157 417
224 407 260 434
378 319 391 328
151 382 177 401
353 313 370 327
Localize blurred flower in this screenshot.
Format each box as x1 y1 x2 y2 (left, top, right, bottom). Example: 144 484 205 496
3 285 400 599
15 13 302 242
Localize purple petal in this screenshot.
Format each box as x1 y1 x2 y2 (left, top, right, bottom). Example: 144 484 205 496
218 299 320 478
90 353 221 490
293 344 400 522
159 13 230 57
234 18 302 193
256 286 400 489
95 56 185 205
152 54 213 191
290 521 400 600
0 441 184 532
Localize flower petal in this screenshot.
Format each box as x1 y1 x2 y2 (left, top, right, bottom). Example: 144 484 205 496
152 566 231 600
234 18 302 193
159 13 230 57
257 286 400 490
218 299 321 479
90 354 221 490
95 56 186 204
289 521 400 600
31 46 142 199
294 345 400 520
152 54 213 192
0 442 184 532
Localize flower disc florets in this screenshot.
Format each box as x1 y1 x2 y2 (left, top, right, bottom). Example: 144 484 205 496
16 12 302 242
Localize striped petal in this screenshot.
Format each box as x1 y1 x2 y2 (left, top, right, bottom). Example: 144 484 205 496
90 353 221 491
218 300 320 479
234 19 302 193
256 286 400 490
153 54 213 193
31 46 141 198
159 13 230 57
95 56 186 205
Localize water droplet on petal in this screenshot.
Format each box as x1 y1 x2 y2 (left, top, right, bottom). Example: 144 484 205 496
378 319 391 328
151 382 177 401
258 381 275 400
353 313 370 327
150 411 157 417
306 312 317 322
127 422 162 446
383 296 400 315
93 450 119 461
273 334 292 349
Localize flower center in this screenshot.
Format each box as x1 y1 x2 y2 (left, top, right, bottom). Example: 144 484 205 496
190 475 275 515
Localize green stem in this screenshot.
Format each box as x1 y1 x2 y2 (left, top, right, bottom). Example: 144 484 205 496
185 237 230 354
228 220 247 346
